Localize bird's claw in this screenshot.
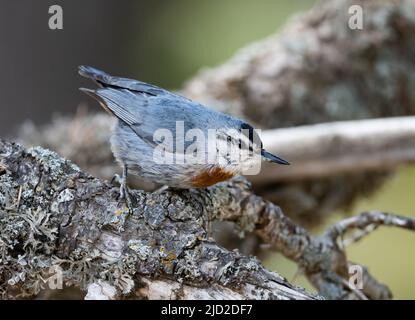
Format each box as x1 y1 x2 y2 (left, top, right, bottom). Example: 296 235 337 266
119 182 133 213
113 167 133 213
111 173 122 186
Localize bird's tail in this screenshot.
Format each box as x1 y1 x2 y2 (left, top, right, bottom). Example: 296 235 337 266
78 65 111 86
78 87 114 116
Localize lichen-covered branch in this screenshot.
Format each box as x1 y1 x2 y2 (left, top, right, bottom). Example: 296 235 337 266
1 139 414 299
0 140 315 300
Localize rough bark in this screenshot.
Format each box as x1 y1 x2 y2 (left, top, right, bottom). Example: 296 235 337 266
1 140 414 299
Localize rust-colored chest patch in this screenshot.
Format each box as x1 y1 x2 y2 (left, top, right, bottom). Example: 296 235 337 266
191 167 235 188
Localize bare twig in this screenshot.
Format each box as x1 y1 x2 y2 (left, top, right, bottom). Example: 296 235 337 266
323 211 415 241
4 0 414 300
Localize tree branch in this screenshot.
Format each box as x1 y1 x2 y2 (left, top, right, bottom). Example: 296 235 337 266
212 178 415 299
1 139 414 299
0 139 315 300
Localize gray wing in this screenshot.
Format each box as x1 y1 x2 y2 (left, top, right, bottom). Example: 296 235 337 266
79 65 188 99
79 87 142 126
79 66 227 151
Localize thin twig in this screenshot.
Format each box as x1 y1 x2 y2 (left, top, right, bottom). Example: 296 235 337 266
323 211 415 241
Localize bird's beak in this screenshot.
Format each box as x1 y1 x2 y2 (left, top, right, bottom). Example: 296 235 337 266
261 149 290 165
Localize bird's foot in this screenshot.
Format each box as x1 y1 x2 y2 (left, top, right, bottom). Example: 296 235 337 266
119 182 133 213
112 167 133 213
111 173 122 186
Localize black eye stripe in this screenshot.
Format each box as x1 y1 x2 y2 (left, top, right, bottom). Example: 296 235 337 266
240 123 255 144
240 122 254 131
240 122 264 150
238 139 253 151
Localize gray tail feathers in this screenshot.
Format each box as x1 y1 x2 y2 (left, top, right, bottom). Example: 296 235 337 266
79 66 141 125
79 65 169 97
78 65 111 86
78 87 112 115
78 87 99 100
79 87 138 126
79 87 152 143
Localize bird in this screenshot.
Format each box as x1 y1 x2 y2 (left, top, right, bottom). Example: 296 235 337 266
78 66 289 206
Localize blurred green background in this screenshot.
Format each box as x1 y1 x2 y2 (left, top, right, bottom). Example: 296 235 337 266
128 0 314 87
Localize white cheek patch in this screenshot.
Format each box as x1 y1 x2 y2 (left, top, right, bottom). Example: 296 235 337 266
215 139 231 166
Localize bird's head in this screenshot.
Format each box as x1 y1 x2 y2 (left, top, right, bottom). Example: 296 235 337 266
215 121 289 174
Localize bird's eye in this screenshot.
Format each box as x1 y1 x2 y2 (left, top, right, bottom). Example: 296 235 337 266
227 136 232 143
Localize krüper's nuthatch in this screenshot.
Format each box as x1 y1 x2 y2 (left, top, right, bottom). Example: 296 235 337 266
79 66 288 205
